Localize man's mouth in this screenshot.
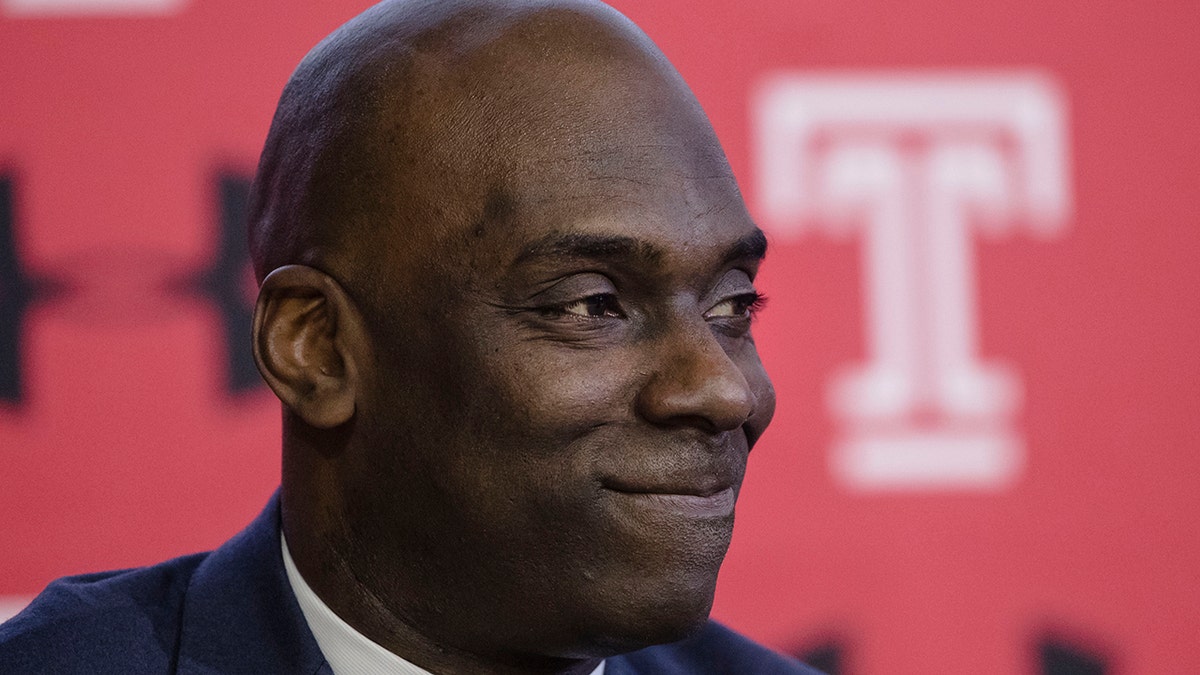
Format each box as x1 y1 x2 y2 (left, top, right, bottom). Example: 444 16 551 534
603 484 737 518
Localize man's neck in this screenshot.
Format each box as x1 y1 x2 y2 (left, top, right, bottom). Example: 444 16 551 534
281 530 605 675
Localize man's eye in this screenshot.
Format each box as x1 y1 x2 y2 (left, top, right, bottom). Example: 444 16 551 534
558 293 625 318
705 292 766 319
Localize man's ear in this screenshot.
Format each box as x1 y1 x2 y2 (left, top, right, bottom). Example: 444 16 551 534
252 265 366 429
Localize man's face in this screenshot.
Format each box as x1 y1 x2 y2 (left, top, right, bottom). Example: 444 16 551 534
338 40 775 662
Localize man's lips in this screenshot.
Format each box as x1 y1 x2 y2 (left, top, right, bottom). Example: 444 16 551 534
597 442 745 518
602 482 738 518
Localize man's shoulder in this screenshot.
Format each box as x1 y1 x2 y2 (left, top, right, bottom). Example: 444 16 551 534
609 621 825 675
0 495 324 675
0 552 208 673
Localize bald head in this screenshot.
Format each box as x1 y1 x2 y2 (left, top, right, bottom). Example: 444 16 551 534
248 0 722 296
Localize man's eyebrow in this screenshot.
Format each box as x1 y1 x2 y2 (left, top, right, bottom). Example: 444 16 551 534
514 233 664 266
722 228 768 266
512 228 767 268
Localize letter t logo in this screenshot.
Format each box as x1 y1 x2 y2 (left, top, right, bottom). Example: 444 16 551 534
756 73 1072 490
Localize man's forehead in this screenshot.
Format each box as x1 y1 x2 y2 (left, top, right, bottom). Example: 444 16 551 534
407 67 744 265
279 0 745 282
368 1 728 207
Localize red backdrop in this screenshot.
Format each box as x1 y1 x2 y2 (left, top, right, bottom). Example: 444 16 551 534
2 1 1197 673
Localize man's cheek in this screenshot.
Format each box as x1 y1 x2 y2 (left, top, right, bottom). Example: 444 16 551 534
490 351 642 427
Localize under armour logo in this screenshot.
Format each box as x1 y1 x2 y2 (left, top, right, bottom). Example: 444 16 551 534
0 176 29 402
183 172 261 393
0 171 259 404
755 72 1072 490
0 175 56 405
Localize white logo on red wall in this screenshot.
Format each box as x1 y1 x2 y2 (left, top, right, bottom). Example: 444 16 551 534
755 73 1072 491
2 0 185 16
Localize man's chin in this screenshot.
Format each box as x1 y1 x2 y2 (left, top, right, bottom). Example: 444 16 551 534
568 518 731 654
564 580 718 658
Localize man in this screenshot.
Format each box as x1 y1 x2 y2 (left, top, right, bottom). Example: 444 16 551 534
0 1 821 673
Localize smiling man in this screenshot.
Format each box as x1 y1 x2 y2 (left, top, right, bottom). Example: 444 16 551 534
0 1 820 673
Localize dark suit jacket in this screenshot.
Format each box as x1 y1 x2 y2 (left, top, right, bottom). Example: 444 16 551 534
0 495 821 674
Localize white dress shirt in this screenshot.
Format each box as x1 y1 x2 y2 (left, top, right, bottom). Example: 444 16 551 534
282 534 605 675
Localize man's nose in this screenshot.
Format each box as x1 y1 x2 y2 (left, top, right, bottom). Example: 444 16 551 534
635 319 757 433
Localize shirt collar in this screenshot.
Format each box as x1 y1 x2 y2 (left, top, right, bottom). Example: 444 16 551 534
281 534 604 675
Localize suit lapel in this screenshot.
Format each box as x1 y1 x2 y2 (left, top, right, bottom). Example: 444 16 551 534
175 492 331 674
